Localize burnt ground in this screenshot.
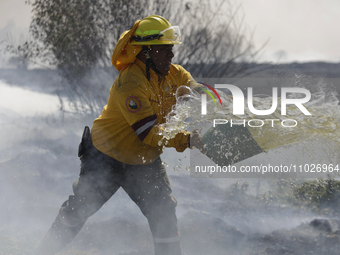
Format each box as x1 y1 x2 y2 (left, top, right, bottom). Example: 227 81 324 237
1 65 340 254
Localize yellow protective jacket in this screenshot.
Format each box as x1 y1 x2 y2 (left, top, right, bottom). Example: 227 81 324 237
91 59 193 165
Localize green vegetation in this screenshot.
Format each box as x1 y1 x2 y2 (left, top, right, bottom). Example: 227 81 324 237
291 178 340 216
6 0 264 115
226 178 340 217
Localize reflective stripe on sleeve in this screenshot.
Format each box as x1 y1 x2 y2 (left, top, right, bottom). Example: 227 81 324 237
135 118 157 136
131 114 157 141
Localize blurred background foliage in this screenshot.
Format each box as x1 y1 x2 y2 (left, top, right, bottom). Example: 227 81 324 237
291 178 340 216
6 0 265 115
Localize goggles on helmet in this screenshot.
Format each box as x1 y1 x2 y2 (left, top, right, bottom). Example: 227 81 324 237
132 26 181 44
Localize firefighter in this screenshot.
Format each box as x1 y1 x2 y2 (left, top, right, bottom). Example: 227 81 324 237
37 15 204 255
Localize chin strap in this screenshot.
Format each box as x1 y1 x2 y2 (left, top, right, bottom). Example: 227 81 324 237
142 45 162 81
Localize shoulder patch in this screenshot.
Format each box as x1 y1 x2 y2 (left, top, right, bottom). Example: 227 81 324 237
126 96 142 113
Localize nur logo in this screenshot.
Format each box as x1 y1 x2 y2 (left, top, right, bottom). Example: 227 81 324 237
198 83 223 115
200 84 312 116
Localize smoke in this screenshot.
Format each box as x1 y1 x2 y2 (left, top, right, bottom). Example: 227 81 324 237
1 68 340 255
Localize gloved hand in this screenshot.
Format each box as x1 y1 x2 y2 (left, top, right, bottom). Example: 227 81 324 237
189 129 206 153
